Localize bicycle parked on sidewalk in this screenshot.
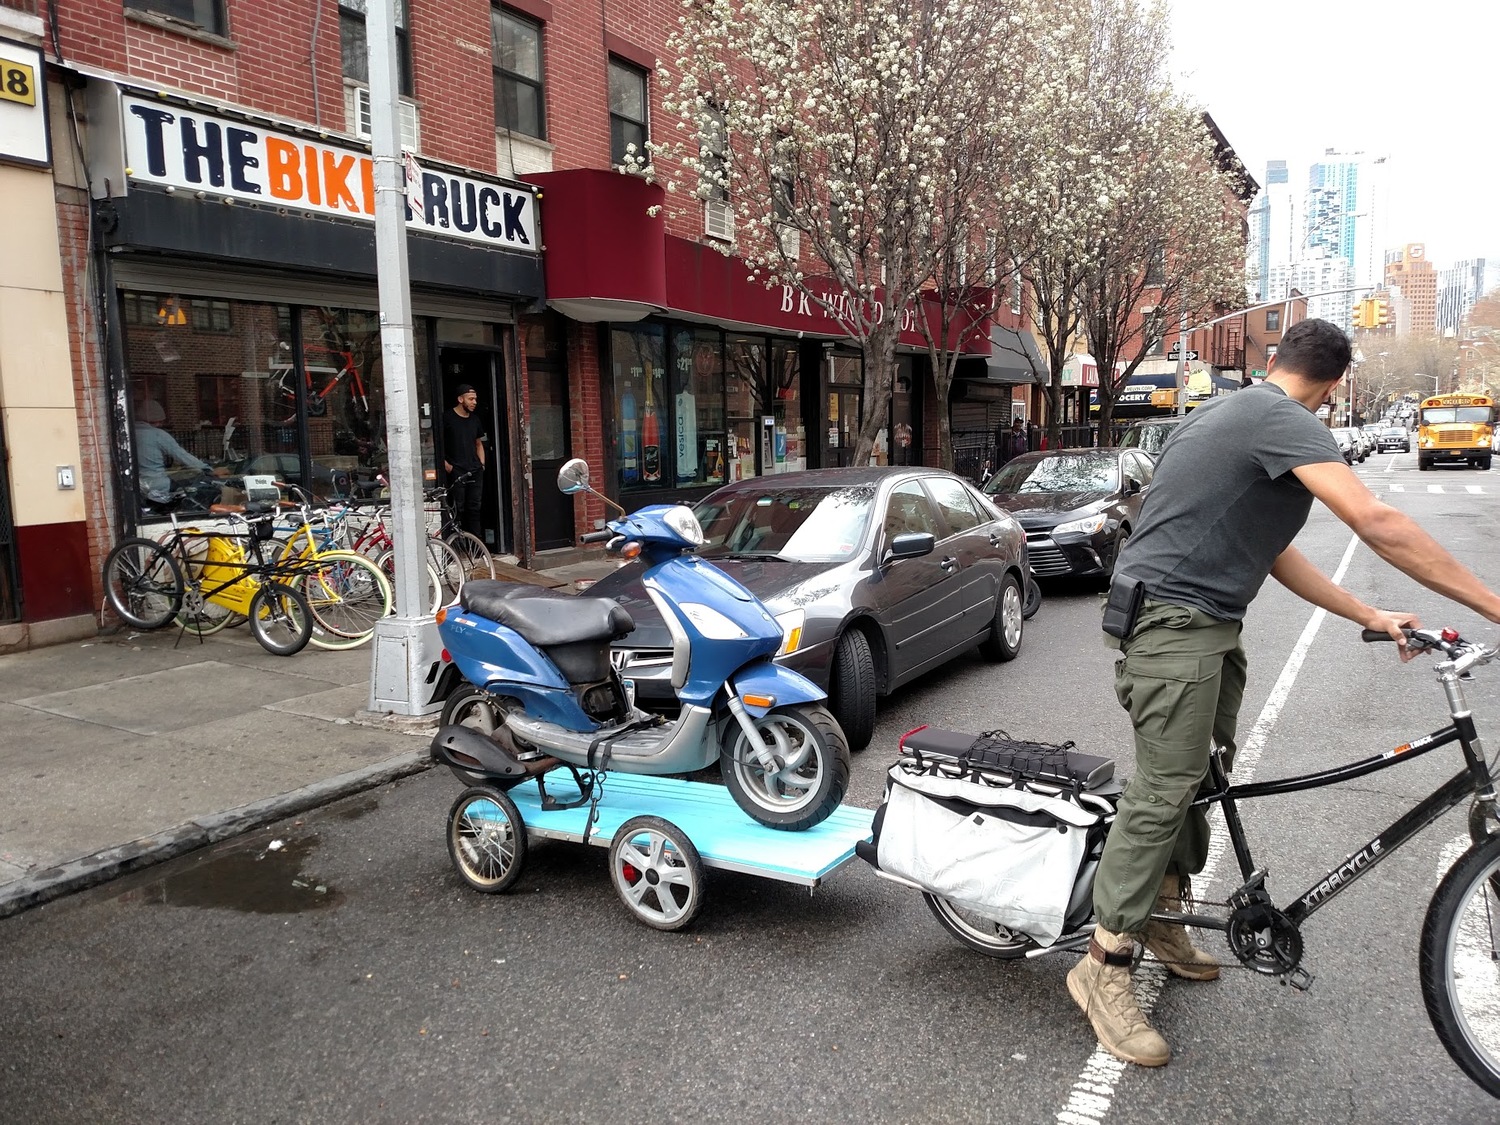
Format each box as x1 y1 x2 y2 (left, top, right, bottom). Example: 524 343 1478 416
103 498 313 655
864 626 1500 1098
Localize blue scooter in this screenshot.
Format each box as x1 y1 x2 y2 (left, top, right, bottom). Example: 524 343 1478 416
430 459 851 834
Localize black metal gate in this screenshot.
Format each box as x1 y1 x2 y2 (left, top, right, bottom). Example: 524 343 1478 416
0 416 20 621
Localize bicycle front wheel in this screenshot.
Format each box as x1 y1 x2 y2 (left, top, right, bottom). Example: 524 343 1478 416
103 538 183 629
299 551 393 649
445 530 496 581
1420 832 1500 1097
248 582 312 656
374 549 442 615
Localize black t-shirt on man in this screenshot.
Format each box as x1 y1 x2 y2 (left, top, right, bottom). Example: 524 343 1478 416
442 408 484 473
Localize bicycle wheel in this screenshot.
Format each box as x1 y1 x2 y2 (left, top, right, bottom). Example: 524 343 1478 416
426 537 470 606
1420 832 1500 1097
922 893 1037 959
102 538 183 629
445 530 495 580
299 551 393 650
248 582 312 656
374 549 442 615
151 532 234 636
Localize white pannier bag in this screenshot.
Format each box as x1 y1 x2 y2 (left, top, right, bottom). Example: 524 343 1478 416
873 767 1102 946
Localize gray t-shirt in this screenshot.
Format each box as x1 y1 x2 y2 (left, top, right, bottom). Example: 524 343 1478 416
1114 382 1343 621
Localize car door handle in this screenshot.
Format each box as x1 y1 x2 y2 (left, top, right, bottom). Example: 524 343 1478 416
988 533 1005 547
940 556 959 572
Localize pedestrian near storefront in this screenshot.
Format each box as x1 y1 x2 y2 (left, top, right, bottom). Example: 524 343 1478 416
134 400 211 501
1069 318 1500 1068
442 384 486 541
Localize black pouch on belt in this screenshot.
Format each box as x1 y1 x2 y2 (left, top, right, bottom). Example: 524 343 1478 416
1101 573 1145 640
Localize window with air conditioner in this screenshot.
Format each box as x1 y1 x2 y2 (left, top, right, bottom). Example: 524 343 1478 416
347 85 421 150
701 104 732 242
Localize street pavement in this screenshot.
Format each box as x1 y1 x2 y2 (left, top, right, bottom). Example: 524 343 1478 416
0 557 617 919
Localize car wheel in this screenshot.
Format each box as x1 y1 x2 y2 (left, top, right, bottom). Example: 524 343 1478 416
1109 527 1131 581
829 628 876 753
979 572 1023 663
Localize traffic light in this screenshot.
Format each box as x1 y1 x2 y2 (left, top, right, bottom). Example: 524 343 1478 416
1352 300 1369 329
1373 298 1392 327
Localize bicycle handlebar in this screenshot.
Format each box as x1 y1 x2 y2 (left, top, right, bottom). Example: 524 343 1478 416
1362 626 1500 674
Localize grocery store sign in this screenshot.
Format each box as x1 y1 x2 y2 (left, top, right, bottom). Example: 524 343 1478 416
120 94 537 252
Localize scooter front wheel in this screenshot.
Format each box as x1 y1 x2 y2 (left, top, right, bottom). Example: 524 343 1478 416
447 786 527 893
720 704 850 831
608 816 704 932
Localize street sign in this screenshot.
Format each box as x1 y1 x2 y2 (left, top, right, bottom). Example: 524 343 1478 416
1167 348 1198 361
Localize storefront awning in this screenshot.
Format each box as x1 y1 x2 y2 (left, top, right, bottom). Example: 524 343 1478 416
982 324 1044 384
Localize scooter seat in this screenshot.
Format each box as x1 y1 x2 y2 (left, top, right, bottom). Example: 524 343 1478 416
460 579 635 646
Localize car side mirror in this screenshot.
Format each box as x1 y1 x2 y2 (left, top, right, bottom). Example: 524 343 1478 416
884 531 935 565
557 458 591 494
1125 477 1142 495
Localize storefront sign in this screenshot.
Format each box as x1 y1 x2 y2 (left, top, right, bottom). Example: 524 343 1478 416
120 94 537 252
0 39 49 167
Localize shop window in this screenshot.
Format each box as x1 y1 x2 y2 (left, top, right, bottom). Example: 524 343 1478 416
123 293 296 511
524 314 569 463
493 6 545 139
611 325 667 490
668 329 727 487
124 0 227 37
300 307 388 500
609 58 648 171
769 340 805 472
190 299 232 333
725 335 765 482
339 0 413 96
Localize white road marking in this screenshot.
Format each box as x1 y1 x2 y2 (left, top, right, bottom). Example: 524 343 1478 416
1391 484 1406 493
1054 534 1361 1124
1436 835 1500 1059
1430 485 1445 494
1467 485 1485 495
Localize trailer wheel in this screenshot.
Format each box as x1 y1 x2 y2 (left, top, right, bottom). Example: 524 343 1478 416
447 786 527 893
608 816 704 931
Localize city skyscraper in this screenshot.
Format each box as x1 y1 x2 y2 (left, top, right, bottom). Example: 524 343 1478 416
1437 259 1500 333
1385 244 1438 335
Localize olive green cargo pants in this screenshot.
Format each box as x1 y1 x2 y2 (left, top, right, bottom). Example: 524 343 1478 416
1095 600 1246 936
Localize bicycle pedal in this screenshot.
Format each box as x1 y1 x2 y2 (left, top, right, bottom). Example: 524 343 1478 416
1279 967 1315 992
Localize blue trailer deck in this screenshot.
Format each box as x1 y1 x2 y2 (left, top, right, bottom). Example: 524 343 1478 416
508 772 874 887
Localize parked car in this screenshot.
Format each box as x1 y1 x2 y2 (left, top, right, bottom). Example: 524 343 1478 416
1376 426 1411 454
1331 430 1356 464
981 448 1152 583
1117 417 1184 459
1331 428 1367 463
587 467 1029 752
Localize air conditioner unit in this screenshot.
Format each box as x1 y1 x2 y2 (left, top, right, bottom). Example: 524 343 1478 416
777 223 800 259
350 85 420 151
704 198 735 243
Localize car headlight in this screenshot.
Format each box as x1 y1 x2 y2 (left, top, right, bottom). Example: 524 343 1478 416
664 505 705 547
678 602 748 640
1053 513 1108 536
774 608 805 656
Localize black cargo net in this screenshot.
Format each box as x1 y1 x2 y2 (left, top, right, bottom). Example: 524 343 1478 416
964 728 1080 781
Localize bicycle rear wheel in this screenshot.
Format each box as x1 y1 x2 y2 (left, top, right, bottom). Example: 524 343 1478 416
102 538 183 629
1420 832 1500 1097
374 549 442 615
445 530 496 581
299 551 393 649
426 537 471 606
248 582 312 656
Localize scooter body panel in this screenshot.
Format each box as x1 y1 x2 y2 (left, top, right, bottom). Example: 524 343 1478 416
730 661 825 718
438 610 598 730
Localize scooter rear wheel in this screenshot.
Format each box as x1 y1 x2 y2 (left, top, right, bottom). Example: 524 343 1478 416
608 816 704 932
447 786 527 894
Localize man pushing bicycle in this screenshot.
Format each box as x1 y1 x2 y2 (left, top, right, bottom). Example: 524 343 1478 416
1072 318 1500 1067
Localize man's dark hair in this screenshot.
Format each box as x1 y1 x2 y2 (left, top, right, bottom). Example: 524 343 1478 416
1273 319 1352 383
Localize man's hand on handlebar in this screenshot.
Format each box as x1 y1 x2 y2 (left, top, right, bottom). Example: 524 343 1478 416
1363 609 1423 662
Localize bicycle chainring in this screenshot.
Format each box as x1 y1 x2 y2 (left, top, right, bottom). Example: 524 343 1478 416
1226 905 1303 975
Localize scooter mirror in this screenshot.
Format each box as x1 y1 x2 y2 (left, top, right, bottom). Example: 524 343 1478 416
557 458 591 494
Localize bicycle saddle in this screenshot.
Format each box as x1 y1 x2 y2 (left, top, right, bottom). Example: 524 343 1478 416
209 501 278 516
460 580 635 646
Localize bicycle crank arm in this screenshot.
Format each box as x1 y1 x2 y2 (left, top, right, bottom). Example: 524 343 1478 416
1147 909 1230 932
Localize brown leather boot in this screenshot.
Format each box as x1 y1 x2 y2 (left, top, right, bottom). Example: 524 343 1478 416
1066 925 1170 1067
1143 873 1220 981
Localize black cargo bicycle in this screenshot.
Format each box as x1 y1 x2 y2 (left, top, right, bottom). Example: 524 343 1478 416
874 627 1500 1098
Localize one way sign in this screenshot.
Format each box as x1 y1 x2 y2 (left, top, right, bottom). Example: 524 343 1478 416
1167 348 1198 361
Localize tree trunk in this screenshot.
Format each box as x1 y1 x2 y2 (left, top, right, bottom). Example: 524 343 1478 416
1097 396 1116 445
853 322 899 466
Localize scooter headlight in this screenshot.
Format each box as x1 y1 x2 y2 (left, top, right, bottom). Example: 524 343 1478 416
774 608 805 656
679 602 749 639
664 505 705 547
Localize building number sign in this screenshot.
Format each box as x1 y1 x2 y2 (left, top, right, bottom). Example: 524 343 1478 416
0 57 36 107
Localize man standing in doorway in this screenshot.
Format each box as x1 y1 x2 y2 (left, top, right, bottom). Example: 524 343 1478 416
442 384 486 541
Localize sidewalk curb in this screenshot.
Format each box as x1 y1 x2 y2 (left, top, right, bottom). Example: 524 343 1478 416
0 751 432 920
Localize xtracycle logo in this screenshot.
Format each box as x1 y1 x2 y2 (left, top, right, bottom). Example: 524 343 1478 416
1300 839 1384 909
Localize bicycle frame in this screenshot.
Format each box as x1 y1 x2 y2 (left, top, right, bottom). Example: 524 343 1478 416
1164 659 1500 935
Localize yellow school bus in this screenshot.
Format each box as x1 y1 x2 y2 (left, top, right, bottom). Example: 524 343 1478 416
1417 392 1495 471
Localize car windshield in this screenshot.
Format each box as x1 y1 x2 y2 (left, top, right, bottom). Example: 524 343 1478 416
693 484 875 562
985 453 1119 495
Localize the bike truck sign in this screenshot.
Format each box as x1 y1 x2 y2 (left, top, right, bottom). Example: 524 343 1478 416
117 93 537 252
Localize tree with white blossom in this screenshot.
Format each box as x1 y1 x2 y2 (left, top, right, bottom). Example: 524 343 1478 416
655 0 1038 465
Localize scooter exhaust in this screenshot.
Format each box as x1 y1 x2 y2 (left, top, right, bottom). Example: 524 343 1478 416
430 725 536 789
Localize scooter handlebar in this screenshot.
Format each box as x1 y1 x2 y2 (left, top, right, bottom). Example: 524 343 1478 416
580 529 613 545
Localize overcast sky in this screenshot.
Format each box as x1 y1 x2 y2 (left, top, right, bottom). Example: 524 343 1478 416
1169 0 1498 269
